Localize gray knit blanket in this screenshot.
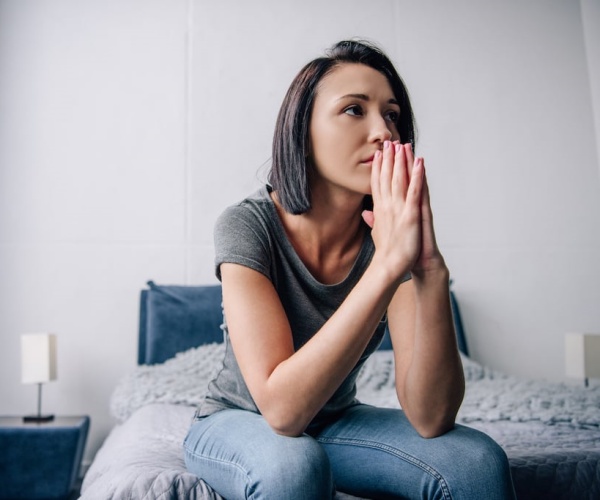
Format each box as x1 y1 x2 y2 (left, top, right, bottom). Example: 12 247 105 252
110 344 600 429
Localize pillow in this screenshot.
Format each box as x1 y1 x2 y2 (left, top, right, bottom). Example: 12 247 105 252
138 281 223 365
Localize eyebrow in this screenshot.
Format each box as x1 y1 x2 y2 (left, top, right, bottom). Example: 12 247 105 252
337 93 400 107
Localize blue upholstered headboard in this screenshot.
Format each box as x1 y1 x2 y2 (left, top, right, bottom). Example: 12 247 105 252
138 280 469 365
138 281 223 365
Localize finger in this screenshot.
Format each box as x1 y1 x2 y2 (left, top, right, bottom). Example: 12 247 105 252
370 149 383 203
420 163 438 247
379 140 394 198
361 210 375 228
420 166 432 230
404 143 415 183
405 157 424 208
421 162 431 215
391 142 408 199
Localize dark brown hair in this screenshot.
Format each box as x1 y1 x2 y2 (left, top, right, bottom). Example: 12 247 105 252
269 39 417 214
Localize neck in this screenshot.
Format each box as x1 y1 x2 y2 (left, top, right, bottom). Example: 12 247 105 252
271 188 366 284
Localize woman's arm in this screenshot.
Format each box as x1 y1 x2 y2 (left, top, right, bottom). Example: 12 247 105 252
387 144 464 438
221 259 400 437
388 273 465 439
364 142 464 437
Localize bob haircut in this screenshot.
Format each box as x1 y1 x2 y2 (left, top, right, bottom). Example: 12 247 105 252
269 39 417 215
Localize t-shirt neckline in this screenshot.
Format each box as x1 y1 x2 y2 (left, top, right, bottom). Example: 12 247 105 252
261 185 372 290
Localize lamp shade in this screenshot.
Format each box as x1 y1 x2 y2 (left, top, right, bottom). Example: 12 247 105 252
565 332 600 380
21 333 57 384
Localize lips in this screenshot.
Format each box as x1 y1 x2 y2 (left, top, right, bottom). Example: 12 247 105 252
361 154 376 163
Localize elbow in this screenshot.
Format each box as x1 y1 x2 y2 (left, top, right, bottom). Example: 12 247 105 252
413 418 456 439
262 408 308 438
254 386 312 437
409 407 458 438
271 425 304 438
399 384 464 439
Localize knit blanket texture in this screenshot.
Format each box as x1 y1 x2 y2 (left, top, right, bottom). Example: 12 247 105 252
110 344 600 429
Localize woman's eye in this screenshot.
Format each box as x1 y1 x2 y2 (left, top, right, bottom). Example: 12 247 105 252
385 110 399 122
344 105 363 116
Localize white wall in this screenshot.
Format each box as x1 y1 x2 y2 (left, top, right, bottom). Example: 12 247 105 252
1 0 598 468
582 0 600 172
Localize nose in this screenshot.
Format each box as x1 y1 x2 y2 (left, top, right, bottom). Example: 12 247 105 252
369 115 393 144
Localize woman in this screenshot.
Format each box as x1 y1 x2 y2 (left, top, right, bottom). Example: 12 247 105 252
184 39 516 499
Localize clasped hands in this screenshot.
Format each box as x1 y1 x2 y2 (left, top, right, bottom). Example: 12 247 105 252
361 141 446 281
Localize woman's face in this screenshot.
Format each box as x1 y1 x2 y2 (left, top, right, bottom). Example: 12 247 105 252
309 63 401 198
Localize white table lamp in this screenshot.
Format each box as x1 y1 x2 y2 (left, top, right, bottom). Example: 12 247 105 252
565 332 600 387
21 333 57 422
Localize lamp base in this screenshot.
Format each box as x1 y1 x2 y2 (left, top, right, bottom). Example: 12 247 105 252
23 414 55 423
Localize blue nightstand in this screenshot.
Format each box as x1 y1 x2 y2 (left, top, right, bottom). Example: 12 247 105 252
0 416 89 500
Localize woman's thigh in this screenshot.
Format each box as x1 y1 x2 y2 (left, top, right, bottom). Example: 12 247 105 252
315 404 516 500
183 409 334 500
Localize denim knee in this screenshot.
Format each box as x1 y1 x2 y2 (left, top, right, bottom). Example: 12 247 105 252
442 425 515 500
460 426 511 475
312 405 515 500
249 434 334 499
184 411 336 500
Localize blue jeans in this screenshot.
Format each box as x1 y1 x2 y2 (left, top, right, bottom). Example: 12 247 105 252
184 404 516 499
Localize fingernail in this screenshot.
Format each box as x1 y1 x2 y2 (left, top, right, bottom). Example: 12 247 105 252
395 143 401 153
374 150 381 159
384 140 390 149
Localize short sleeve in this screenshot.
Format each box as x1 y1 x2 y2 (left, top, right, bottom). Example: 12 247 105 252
214 204 272 282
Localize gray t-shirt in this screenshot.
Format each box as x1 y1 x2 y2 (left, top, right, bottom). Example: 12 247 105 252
198 185 394 431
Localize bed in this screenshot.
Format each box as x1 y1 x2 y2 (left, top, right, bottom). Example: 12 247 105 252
80 281 600 499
